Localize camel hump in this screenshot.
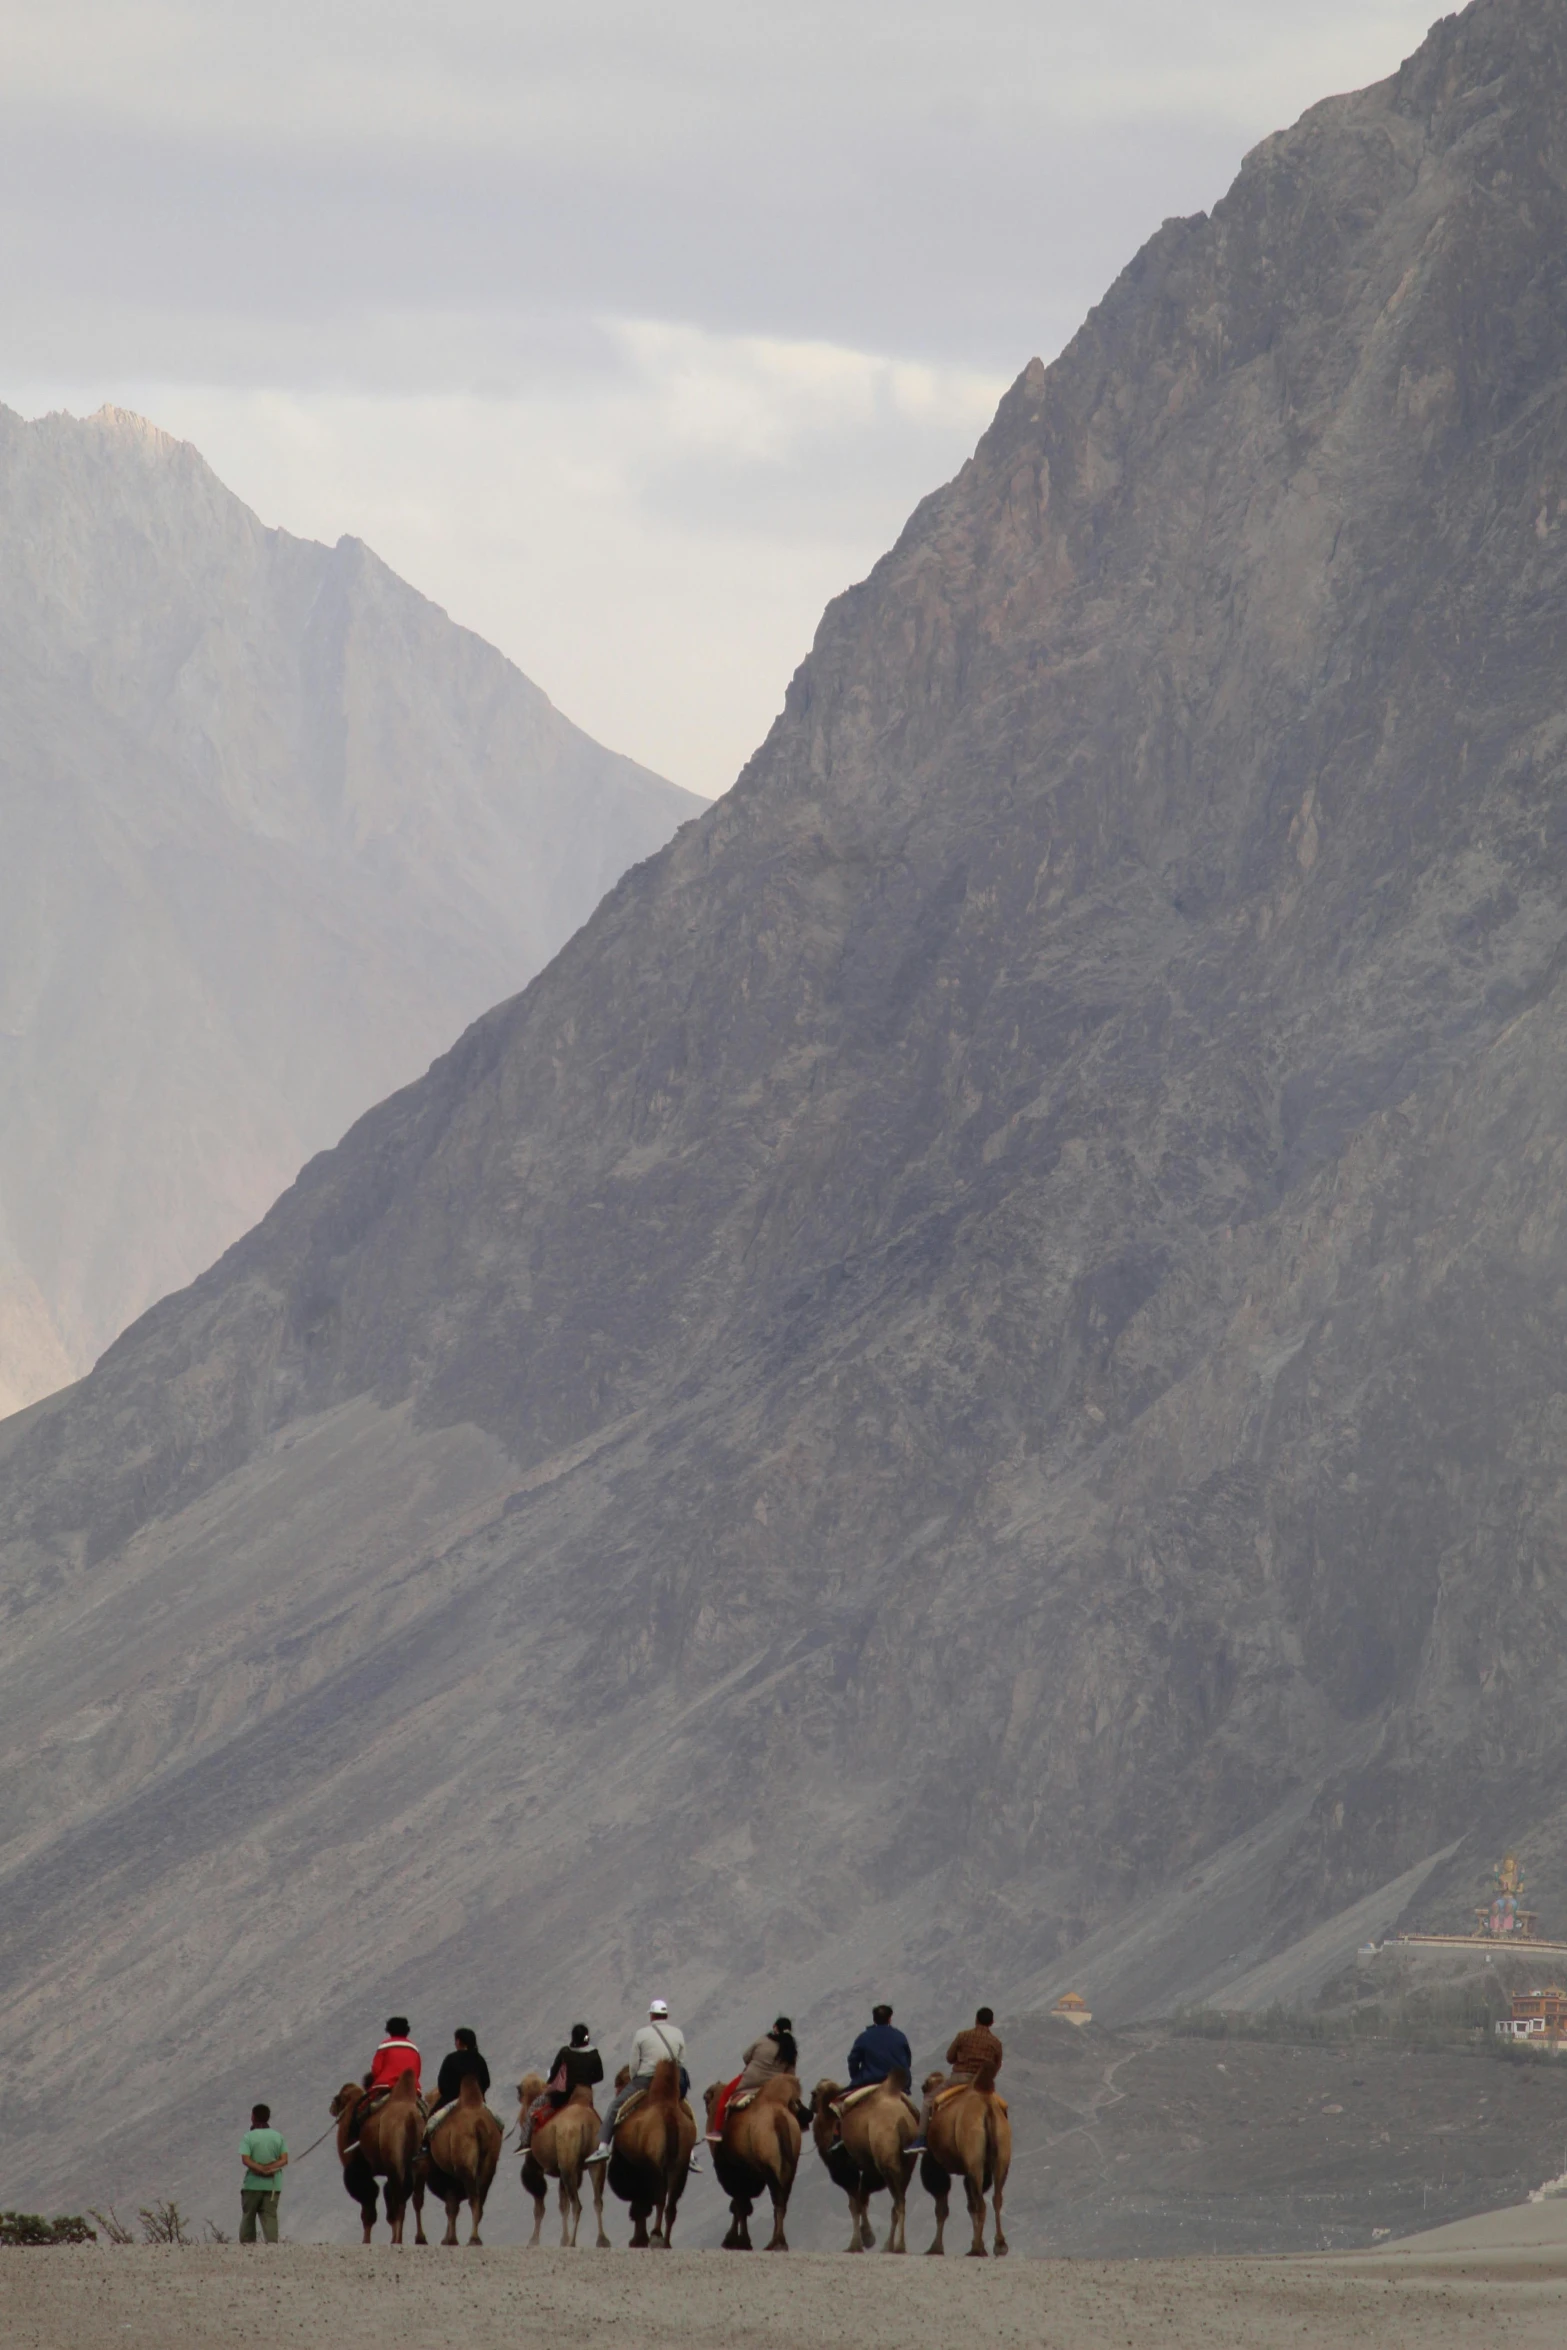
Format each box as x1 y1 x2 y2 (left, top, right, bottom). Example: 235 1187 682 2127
973 2058 999 2096
648 2057 681 2103
458 2073 484 2105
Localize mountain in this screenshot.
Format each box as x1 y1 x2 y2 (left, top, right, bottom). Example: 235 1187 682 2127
0 405 702 1413
5 0 1567 2241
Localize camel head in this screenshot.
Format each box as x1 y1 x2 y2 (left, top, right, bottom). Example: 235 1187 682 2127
702 2081 725 2122
516 2071 547 2110
329 2082 363 2118
614 2064 631 2092
922 2071 946 2097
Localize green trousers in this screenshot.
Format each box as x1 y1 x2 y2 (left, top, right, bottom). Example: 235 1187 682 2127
239 2190 280 2243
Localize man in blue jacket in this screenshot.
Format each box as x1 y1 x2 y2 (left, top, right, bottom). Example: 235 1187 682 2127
847 2003 913 2089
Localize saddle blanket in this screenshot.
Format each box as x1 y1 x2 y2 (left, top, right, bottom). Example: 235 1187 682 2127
707 2078 765 2140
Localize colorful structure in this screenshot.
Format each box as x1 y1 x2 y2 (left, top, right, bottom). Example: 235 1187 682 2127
1051 1992 1092 2027
1496 1987 1567 2046
1476 1853 1539 1940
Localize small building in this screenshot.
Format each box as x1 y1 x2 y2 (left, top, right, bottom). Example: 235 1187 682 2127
1051 1992 1092 2028
1496 1987 1567 2046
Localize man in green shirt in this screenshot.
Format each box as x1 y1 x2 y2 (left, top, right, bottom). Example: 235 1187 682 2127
239 2103 288 2242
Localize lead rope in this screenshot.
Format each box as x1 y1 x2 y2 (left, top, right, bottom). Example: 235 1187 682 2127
289 2118 343 2164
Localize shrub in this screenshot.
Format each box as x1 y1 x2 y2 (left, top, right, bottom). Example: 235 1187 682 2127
0 2213 97 2246
137 2201 190 2246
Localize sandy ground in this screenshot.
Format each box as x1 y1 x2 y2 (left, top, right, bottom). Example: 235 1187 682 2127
7 2204 1567 2350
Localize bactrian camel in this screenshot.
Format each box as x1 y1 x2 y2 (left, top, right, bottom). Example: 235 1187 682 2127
516 2071 609 2249
330 2070 427 2245
810 2074 918 2253
605 2058 697 2248
701 2074 802 2250
421 2072 503 2245
919 2063 1010 2256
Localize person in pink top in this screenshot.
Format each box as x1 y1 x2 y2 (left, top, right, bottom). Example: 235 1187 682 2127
366 2014 422 2095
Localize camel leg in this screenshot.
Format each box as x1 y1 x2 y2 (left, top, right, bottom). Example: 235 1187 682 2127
992 2179 1008 2258
659 2190 679 2249
413 2171 428 2247
766 2180 789 2251
388 2193 406 2248
528 2187 545 2249
629 2200 651 2249
846 2190 866 2253
591 2161 610 2250
558 2176 575 2249
883 2185 906 2253
927 2180 948 2255
468 2191 486 2246
965 2174 988 2257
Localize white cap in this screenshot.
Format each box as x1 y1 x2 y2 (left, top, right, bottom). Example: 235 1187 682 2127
649 1998 669 2017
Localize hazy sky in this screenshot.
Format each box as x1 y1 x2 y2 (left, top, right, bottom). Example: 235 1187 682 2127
3 0 1442 794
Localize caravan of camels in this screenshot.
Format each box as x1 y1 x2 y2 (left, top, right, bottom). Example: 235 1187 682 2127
325 2001 1010 2259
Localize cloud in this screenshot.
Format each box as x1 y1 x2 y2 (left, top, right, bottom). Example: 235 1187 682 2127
16 326 1005 794
0 0 1443 791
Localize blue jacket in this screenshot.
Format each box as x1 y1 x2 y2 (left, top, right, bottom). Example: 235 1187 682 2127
848 2021 913 2088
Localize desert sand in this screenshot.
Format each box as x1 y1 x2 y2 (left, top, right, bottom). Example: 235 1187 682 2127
5 2202 1567 2350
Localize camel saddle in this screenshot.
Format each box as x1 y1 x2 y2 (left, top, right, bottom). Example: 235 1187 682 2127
840 2081 919 2120
932 2077 1008 2116
346 2083 431 2156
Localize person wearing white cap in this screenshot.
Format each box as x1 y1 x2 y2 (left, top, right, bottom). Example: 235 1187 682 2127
586 1998 697 2168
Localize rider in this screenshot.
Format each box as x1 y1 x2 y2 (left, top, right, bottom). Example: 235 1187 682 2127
366 2014 423 2096
706 2016 799 2143
847 2003 912 2091
520 2023 604 2152
434 2026 491 2108
585 1998 691 2168
910 2004 1003 2150
823 2002 913 2142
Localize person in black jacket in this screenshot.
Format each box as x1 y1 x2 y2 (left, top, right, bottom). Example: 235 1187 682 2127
434 2026 491 2109
520 2023 603 2150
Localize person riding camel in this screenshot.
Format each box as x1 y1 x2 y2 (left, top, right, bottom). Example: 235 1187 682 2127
909 2004 1003 2151
585 1999 699 2171
366 2015 423 2096
706 2015 801 2143
520 2023 603 2151
425 2026 490 2136
823 2002 913 2141
848 2003 912 2091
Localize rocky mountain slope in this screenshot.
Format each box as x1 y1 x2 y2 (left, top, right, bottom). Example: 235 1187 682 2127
0 406 700 1412
5 0 1567 2235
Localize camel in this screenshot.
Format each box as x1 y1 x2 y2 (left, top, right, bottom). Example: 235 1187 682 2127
918 2063 1010 2256
604 2058 697 2247
810 2074 918 2253
329 2071 427 2245
421 2073 503 2245
701 2074 802 2250
516 2071 609 2248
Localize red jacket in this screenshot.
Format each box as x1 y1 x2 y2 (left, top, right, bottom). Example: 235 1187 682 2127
369 2038 422 2093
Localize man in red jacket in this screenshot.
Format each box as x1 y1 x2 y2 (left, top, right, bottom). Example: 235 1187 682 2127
367 2015 422 2096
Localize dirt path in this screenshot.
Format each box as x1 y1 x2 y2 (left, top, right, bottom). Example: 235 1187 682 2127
5 2235 1567 2350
